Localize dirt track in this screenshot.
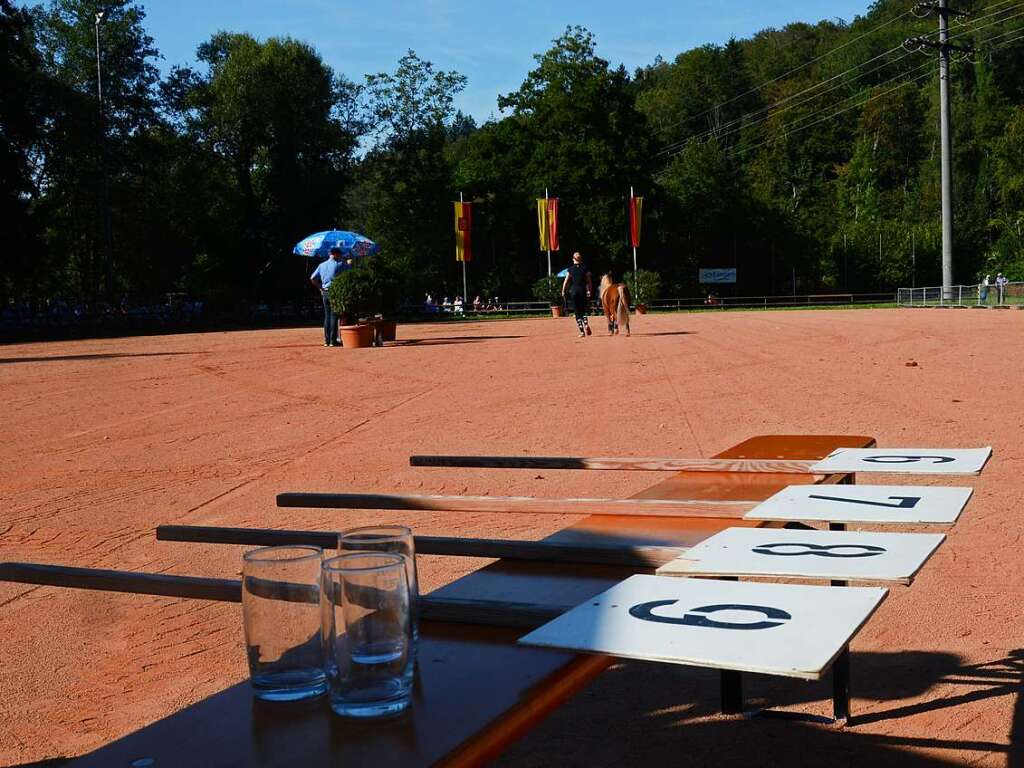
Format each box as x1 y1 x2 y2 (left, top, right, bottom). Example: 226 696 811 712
1 308 1022 767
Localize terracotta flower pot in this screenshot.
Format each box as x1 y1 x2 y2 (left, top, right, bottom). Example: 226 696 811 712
551 305 564 318
339 323 374 348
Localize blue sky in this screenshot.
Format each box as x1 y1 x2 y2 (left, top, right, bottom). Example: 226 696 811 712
141 0 875 122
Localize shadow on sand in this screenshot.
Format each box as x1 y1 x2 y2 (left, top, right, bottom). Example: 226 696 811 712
496 648 1024 767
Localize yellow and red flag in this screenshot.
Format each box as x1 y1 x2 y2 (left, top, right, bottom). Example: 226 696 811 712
629 195 643 249
537 198 559 252
454 201 472 262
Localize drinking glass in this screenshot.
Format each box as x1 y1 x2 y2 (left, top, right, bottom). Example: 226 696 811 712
338 525 419 644
242 545 327 702
321 552 413 718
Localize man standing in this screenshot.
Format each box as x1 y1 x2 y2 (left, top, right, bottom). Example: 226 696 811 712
996 273 1009 305
310 246 346 346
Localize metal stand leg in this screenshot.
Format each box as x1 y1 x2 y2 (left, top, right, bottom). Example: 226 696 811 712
829 522 847 532
721 670 743 715
832 647 850 724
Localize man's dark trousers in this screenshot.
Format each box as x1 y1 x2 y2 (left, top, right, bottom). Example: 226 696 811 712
322 293 338 345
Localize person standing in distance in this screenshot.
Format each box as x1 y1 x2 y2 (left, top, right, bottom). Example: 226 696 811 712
561 251 593 337
996 272 1009 305
310 246 346 346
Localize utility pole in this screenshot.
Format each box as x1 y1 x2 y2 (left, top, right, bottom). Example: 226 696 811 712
906 1 972 300
95 11 114 303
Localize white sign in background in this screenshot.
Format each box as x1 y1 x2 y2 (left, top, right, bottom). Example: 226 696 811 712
657 527 946 585
810 447 991 475
745 484 973 525
698 268 737 284
519 575 887 680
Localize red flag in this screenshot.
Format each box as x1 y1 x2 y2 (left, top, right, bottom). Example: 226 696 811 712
629 196 643 249
548 198 559 252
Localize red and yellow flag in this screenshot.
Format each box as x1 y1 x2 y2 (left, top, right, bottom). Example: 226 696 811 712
629 195 643 249
454 201 472 262
537 198 559 252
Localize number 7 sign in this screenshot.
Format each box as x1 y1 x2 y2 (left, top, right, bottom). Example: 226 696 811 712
746 485 973 525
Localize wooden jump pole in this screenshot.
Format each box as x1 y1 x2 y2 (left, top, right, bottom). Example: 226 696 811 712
409 455 819 474
156 525 684 569
0 562 566 630
276 492 758 519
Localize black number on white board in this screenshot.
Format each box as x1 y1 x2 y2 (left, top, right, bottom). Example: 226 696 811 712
628 601 791 630
808 494 921 509
751 542 887 558
861 455 955 464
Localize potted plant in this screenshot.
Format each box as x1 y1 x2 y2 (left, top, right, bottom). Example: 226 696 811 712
625 270 662 314
328 258 400 348
532 275 565 317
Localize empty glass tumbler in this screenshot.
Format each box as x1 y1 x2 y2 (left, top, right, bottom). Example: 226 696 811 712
321 552 414 718
338 525 420 643
242 545 327 702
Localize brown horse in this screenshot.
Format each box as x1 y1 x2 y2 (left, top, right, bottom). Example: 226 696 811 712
599 274 631 336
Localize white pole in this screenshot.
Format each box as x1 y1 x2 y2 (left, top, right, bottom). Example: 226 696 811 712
460 191 467 307
630 186 637 273
545 187 551 277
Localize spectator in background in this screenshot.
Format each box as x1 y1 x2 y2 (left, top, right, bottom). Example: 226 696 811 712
979 275 990 305
442 296 452 313
472 295 482 312
996 273 1009 304
454 296 464 315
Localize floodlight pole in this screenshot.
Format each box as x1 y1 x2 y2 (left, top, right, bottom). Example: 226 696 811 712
938 0 954 300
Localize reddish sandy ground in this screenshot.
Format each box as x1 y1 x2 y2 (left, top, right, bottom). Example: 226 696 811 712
1 308 1022 767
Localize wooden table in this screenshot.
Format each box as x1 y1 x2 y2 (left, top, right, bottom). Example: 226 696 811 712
67 434 872 767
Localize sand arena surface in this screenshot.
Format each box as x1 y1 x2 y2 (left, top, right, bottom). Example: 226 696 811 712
0 308 1022 766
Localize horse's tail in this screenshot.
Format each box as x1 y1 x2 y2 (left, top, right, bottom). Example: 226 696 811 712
616 285 631 335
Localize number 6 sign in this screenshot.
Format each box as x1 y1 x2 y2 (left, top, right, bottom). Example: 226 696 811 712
810 447 991 475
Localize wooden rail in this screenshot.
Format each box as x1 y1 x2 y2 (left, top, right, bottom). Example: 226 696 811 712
277 492 757 519
409 455 819 474
156 525 684 569
0 562 567 630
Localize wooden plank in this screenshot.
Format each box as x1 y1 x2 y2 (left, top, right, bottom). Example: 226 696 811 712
410 455 819 474
0 562 568 630
276 492 757 519
156 525 684 569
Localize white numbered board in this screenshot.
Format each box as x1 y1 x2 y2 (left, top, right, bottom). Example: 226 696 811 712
745 484 973 525
657 527 945 585
810 447 991 475
518 575 887 680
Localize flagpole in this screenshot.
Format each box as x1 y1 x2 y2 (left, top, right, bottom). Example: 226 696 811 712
545 188 552 277
630 186 637 273
460 191 468 306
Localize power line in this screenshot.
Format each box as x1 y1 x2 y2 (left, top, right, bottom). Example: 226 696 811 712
717 20 1024 162
652 9 914 137
723 68 934 159
659 47 921 155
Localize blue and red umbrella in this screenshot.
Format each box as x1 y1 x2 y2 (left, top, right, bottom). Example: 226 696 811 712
293 230 379 260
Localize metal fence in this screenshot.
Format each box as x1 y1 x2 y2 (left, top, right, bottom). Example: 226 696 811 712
647 292 895 311
413 292 897 320
897 283 1024 308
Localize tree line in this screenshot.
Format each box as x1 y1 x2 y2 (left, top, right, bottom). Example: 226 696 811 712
3 0 1023 316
